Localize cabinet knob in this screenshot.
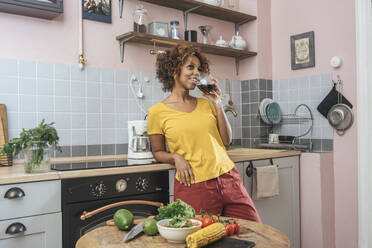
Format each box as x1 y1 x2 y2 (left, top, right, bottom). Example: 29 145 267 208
4 187 25 199
6 222 27 235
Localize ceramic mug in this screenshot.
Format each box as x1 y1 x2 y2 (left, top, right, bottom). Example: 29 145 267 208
269 133 279 144
184 30 197 42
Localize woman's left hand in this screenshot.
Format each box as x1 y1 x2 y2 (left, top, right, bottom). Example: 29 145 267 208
201 75 222 106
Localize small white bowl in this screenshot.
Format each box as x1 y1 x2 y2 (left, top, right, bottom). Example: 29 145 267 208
157 219 202 243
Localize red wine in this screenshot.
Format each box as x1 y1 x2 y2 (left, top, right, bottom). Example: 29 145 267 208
196 84 216 94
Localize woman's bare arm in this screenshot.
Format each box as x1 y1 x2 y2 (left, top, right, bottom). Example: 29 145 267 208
149 134 195 186
213 103 233 146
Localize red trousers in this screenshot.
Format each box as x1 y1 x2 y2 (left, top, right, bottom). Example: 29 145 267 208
174 166 261 223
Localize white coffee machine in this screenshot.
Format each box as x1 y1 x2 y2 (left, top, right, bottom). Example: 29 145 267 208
128 120 153 159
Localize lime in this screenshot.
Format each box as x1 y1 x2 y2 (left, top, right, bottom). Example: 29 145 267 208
143 219 158 236
113 209 133 231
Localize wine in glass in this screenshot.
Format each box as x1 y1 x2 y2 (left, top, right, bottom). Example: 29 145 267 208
196 73 216 94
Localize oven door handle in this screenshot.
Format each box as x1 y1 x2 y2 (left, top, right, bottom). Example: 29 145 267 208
80 200 164 220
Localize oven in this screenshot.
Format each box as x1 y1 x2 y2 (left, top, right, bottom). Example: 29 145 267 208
61 170 169 248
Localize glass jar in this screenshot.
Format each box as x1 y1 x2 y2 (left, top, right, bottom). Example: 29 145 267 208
23 141 51 173
133 4 147 33
170 20 180 39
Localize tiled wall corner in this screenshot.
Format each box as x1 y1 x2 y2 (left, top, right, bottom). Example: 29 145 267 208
241 79 273 148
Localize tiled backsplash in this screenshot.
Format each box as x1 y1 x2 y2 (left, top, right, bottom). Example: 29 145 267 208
272 74 333 152
0 58 334 156
240 79 273 148
0 58 242 157
240 74 334 152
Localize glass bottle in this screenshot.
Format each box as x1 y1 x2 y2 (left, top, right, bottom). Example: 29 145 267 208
133 4 147 33
23 141 51 173
170 20 180 39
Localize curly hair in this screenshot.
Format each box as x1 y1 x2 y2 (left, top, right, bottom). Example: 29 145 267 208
156 45 210 92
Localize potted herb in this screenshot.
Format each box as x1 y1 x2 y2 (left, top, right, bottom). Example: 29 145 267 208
0 120 61 173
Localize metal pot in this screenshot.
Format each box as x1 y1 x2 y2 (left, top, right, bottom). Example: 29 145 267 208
327 103 354 136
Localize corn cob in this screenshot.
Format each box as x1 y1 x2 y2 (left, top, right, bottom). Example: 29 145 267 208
186 222 226 248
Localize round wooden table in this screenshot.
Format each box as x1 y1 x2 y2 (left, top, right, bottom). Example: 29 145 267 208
76 217 290 248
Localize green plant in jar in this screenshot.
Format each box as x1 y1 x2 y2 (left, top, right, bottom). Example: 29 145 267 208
0 120 61 173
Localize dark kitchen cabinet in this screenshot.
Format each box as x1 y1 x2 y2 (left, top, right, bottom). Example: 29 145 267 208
0 0 63 19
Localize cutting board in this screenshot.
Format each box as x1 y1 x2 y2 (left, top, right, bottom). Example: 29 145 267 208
0 104 9 166
0 104 8 143
0 116 5 147
205 237 255 248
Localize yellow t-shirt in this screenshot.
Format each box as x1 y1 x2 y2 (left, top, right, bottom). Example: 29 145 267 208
147 98 234 183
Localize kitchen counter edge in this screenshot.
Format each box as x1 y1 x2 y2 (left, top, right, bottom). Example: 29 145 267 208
0 150 300 185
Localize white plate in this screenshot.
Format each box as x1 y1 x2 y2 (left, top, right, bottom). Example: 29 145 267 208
259 98 274 124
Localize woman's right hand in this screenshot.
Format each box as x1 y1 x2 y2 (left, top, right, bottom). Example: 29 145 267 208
173 154 195 186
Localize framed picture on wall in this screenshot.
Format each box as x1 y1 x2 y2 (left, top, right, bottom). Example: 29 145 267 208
290 31 315 70
82 0 111 23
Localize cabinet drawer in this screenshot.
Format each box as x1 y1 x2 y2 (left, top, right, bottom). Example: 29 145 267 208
0 212 62 248
0 180 61 220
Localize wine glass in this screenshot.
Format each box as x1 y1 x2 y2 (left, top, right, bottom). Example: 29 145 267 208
228 0 236 9
196 73 216 94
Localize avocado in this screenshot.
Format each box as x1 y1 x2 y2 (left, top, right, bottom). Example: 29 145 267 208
113 209 134 231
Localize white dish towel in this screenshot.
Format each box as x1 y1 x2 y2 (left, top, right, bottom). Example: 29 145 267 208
252 165 280 200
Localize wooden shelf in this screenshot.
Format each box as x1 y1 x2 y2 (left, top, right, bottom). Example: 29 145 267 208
116 32 257 59
139 0 256 24
116 0 257 74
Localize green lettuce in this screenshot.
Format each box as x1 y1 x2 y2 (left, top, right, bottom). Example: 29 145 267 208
168 216 193 228
156 199 195 221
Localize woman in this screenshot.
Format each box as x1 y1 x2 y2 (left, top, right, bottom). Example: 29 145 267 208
147 45 261 222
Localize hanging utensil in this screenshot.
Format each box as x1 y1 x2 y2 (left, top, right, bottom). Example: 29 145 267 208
326 76 354 135
224 79 237 117
327 104 354 136
226 79 233 106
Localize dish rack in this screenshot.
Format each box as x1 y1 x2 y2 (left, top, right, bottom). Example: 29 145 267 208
258 104 314 151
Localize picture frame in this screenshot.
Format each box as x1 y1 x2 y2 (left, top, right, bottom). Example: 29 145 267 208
290 31 315 70
82 0 111 23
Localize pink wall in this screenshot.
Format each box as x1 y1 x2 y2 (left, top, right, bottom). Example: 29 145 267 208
300 153 335 248
300 153 323 248
0 0 258 80
270 0 358 247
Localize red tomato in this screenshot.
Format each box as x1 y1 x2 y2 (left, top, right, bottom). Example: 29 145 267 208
225 223 235 236
232 222 240 234
202 217 213 228
197 216 204 222
212 215 218 223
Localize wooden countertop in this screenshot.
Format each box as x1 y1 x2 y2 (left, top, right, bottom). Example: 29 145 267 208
0 149 300 185
76 216 290 248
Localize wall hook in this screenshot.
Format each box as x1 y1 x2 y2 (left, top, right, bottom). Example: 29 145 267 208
332 74 342 87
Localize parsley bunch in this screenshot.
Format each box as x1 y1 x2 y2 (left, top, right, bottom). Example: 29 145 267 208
0 120 61 172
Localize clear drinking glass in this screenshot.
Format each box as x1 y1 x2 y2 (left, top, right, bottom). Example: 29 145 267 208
227 0 238 10
23 141 51 173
